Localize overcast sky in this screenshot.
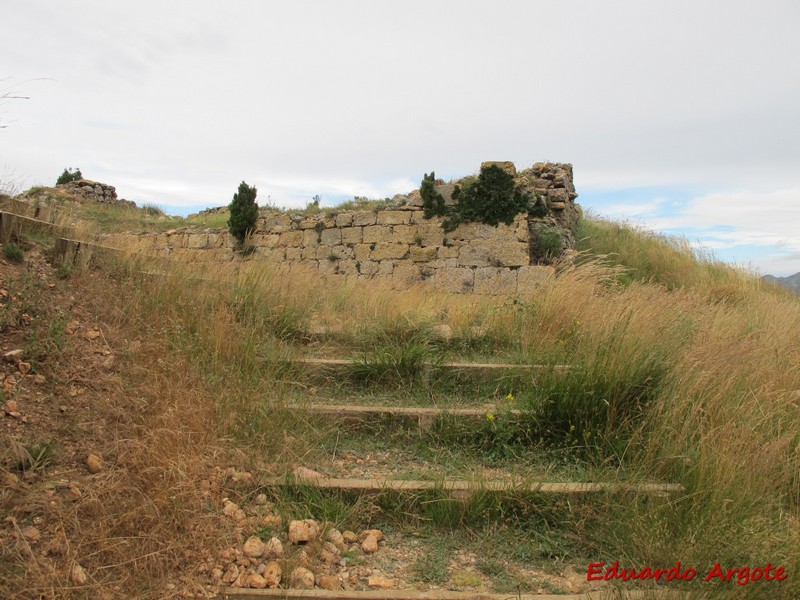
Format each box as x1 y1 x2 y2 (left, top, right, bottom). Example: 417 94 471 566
3 0 799 275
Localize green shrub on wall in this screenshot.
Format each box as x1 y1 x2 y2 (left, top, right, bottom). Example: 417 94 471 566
228 181 259 246
439 164 530 231
420 172 446 219
56 168 82 185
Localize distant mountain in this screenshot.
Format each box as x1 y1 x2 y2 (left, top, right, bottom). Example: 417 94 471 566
763 272 800 294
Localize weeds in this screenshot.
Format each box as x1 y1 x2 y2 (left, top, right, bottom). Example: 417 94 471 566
6 438 57 473
3 243 24 263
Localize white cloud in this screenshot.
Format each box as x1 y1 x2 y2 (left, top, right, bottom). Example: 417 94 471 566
4 1 799 273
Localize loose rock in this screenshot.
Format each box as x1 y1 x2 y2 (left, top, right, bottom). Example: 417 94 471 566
367 575 396 589
86 454 103 474
247 572 267 589
288 519 320 544
263 561 282 588
242 536 266 558
71 563 88 585
342 530 358 544
3 349 24 362
22 526 41 542
361 533 379 553
318 575 341 590
265 536 283 558
289 566 315 589
358 529 383 543
319 541 340 563
327 528 346 551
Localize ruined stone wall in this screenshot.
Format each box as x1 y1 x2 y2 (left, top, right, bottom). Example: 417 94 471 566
7 162 578 295
106 207 557 294
103 161 578 295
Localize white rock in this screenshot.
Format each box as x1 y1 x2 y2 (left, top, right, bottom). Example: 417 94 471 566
289 566 315 589
288 519 320 544
71 563 88 585
242 536 266 558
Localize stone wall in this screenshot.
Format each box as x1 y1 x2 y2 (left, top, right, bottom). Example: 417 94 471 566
104 162 579 295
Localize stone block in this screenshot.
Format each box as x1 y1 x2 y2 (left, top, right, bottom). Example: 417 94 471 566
277 231 303 247
484 239 529 267
337 259 359 276
415 222 444 246
481 161 517 176
261 234 280 249
318 259 338 275
298 219 319 230
354 244 372 261
410 246 437 262
377 260 395 275
448 221 500 242
362 225 384 244
516 265 555 294
546 188 569 206
376 210 411 225
370 243 409 261
352 211 377 226
340 226 363 245
285 247 302 261
437 245 459 259
474 267 518 295
432 267 475 294
335 212 354 227
356 260 380 276
393 262 420 283
303 229 320 246
315 245 352 260
266 215 292 232
457 245 492 267
390 224 416 244
320 228 342 245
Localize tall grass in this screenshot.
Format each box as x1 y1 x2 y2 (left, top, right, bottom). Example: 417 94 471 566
48 213 800 597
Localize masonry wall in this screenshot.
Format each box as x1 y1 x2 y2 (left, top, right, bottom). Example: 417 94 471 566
105 207 556 295
10 162 577 295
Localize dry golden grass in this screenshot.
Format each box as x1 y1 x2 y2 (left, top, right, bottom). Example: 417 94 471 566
4 213 799 598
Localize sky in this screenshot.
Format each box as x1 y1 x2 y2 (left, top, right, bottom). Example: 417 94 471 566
2 0 799 276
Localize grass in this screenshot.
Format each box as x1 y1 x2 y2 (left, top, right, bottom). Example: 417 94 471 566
3 243 24 263
411 544 451 584
3 210 799 598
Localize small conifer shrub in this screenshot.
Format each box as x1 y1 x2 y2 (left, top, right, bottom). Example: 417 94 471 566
452 164 530 227
420 172 446 219
227 181 259 246
56 168 82 185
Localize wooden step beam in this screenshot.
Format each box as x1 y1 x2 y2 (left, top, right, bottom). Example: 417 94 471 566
295 404 519 419
291 357 570 371
265 476 684 496
223 586 687 600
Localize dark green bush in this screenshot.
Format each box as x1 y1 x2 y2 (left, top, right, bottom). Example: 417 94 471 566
3 243 24 263
420 172 446 218
227 181 259 245
441 165 531 232
56 168 82 185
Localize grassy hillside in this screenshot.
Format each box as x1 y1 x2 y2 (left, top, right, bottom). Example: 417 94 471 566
2 212 798 598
